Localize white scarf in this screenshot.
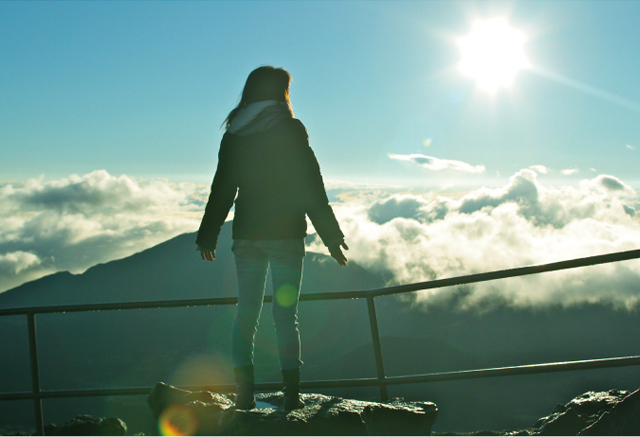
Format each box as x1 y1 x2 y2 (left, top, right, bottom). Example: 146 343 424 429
228 100 279 134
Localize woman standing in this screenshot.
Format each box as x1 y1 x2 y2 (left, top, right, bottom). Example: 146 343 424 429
196 66 348 411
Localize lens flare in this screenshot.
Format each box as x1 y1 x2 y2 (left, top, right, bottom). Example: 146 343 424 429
158 404 198 436
275 284 297 308
170 353 231 387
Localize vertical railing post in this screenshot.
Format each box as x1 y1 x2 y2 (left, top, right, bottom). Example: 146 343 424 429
366 295 388 401
27 312 44 436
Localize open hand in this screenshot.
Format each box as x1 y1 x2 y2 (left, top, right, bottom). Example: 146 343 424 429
198 247 216 262
329 241 349 266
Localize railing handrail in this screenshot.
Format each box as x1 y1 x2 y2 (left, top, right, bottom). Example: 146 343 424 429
3 355 640 402
1 247 640 435
369 247 640 297
2 248 639 317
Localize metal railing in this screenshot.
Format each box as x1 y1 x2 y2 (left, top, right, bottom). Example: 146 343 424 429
1 248 640 435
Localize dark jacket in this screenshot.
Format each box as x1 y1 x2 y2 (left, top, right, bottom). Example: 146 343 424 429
196 118 344 251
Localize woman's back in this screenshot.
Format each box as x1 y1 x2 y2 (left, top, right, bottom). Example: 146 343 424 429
226 117 314 240
197 114 343 248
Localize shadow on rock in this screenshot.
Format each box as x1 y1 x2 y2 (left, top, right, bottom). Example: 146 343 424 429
147 382 438 435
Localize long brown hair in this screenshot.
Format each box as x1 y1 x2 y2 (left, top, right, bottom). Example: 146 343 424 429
223 66 293 130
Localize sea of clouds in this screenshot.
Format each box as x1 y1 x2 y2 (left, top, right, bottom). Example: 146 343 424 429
0 170 206 292
311 169 640 311
1 168 639 311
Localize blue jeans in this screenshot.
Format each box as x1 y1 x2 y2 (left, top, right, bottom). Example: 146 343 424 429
231 239 305 371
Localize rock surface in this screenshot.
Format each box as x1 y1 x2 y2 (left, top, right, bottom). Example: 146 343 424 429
44 415 127 436
578 388 640 436
28 386 640 435
147 382 438 435
531 389 629 436
452 388 640 436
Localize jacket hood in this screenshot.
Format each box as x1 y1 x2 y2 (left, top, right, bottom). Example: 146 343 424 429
228 100 293 136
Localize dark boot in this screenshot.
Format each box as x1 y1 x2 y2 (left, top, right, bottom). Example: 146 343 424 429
281 367 304 412
233 365 256 410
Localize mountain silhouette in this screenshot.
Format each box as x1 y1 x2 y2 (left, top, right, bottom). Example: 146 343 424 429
0 223 383 308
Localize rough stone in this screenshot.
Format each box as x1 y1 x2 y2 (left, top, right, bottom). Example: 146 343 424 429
363 399 439 435
43 415 127 436
448 389 640 436
147 382 438 435
147 382 233 418
578 388 640 435
532 389 628 436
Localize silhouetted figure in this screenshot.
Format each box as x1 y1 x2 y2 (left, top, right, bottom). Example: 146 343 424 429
196 66 348 411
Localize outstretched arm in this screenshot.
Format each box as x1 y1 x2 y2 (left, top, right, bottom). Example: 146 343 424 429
293 120 348 266
290 122 347 265
329 241 349 266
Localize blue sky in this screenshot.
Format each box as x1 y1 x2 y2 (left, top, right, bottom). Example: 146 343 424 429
2 0 639 188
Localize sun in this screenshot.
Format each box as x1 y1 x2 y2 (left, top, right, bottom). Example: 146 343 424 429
458 18 529 93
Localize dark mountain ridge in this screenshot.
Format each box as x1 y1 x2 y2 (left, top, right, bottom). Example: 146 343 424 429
0 224 383 308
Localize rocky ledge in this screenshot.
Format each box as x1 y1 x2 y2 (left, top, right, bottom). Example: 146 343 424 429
532 388 640 436
439 388 640 436
146 382 438 435
35 386 640 436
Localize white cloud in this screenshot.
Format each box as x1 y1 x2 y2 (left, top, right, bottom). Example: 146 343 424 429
389 153 486 174
627 144 635 150
588 174 635 194
308 169 640 311
0 170 206 293
561 168 580 176
529 165 550 174
6 168 640 313
0 251 56 292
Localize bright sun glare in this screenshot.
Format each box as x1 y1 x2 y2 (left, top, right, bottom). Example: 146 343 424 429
458 18 529 93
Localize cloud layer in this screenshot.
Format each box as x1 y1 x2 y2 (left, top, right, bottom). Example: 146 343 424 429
3 168 639 313
0 170 205 292
309 169 640 311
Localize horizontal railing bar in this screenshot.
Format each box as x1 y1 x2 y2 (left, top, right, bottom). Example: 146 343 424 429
3 356 639 402
385 355 640 385
1 248 638 318
0 379 379 402
188 378 382 392
369 248 640 298
0 392 35 401
299 377 381 390
300 290 369 301
0 297 240 317
0 292 370 318
0 387 153 401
